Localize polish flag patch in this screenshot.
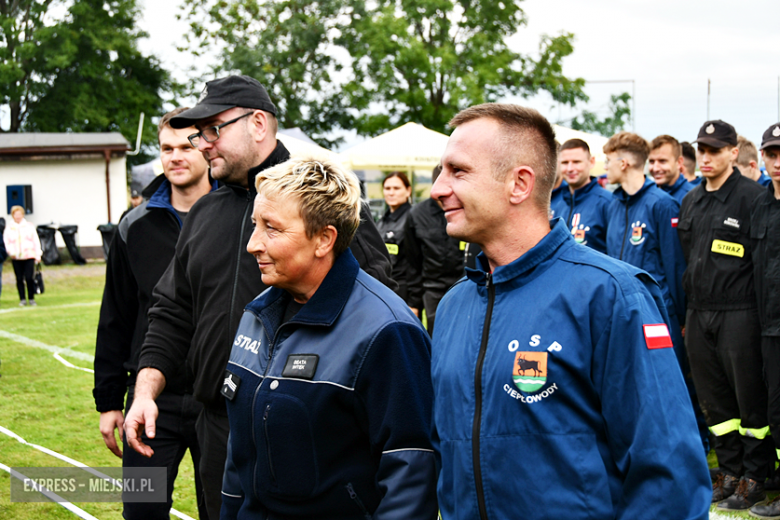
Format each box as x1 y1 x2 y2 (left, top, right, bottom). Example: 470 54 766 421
671 218 678 228
643 324 673 349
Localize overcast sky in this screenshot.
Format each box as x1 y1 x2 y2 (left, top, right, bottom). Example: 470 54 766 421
139 0 780 149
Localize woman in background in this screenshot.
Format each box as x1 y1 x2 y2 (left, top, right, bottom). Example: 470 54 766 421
377 172 413 304
4 205 42 306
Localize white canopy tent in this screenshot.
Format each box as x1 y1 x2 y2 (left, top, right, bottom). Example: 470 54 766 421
277 133 338 159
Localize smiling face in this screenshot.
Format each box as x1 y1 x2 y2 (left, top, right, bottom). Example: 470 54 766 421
431 118 510 244
246 192 322 295
558 147 593 191
648 143 682 187
159 127 210 189
382 175 411 211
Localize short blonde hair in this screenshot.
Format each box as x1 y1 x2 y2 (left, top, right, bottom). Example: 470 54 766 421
10 205 25 217
254 154 361 256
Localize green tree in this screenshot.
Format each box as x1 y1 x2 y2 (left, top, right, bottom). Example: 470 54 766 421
180 0 587 142
570 92 632 138
23 0 169 164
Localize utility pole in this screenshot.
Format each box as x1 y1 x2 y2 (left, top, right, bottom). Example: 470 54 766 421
707 79 711 120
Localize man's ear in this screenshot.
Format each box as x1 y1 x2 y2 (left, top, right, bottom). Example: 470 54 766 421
314 225 338 258
248 110 269 143
508 166 535 205
677 155 684 172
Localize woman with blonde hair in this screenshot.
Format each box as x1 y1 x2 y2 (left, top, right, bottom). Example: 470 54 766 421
3 205 42 306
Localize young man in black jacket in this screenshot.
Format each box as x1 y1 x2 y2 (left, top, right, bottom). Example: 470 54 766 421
125 75 393 519
94 107 216 519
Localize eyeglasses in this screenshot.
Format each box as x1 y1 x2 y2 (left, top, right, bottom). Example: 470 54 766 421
188 112 253 147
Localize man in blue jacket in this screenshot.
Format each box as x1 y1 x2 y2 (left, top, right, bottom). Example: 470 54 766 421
649 134 694 203
430 103 710 520
549 139 611 253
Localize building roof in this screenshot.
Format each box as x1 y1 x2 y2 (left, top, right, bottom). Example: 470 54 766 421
0 132 130 151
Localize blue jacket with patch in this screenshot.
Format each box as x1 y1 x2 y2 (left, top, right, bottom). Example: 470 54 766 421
661 175 694 204
549 181 567 219
431 220 710 520
220 249 437 520
607 178 686 325
549 179 611 253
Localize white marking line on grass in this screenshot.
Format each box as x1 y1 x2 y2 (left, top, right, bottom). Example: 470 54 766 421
0 330 93 362
0 463 100 520
0 425 196 520
0 301 100 315
54 353 94 373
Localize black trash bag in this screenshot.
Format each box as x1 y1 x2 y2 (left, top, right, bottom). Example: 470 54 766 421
36 225 61 266
58 225 86 265
97 223 117 260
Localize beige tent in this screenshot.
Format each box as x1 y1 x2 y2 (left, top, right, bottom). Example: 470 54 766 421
339 122 449 172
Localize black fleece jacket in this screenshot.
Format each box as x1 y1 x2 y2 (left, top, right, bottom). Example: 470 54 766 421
137 141 393 410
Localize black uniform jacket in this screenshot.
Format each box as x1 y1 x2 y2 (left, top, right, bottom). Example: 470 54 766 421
93 174 216 412
137 141 394 410
677 168 764 311
404 198 465 309
377 202 412 303
750 182 780 336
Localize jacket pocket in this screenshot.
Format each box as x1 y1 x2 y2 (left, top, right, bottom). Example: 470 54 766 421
254 393 319 499
345 482 373 520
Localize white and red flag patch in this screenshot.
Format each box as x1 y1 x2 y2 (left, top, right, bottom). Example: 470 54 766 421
671 217 678 228
643 324 673 349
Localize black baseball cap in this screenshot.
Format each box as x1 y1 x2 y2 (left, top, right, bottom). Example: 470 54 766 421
694 120 737 148
169 75 277 129
760 122 780 150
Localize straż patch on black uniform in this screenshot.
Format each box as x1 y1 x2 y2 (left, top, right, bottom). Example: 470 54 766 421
282 354 319 380
221 370 241 400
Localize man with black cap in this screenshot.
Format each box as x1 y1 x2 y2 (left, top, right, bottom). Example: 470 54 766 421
746 122 780 519
677 119 770 511
124 75 393 518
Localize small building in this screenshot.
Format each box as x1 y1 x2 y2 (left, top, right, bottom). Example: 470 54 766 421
0 133 130 258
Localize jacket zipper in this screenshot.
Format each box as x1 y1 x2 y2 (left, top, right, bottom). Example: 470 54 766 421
345 482 372 520
473 272 494 520
228 193 253 342
566 191 575 229
263 404 277 485
619 203 629 260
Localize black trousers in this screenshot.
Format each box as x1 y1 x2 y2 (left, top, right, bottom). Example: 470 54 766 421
762 336 780 456
12 259 35 301
195 406 230 520
686 308 774 480
123 389 208 520
422 289 446 336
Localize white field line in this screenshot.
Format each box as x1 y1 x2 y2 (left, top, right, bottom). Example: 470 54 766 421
0 301 100 315
54 353 94 373
0 463 100 520
0 425 195 520
0 330 93 362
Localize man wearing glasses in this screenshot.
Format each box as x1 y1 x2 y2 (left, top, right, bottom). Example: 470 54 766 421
124 75 392 519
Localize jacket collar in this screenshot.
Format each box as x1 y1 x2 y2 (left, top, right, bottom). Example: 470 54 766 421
612 177 656 205
562 177 599 203
661 175 688 195
245 140 292 195
701 167 742 202
246 248 360 330
147 174 219 227
466 219 571 287
382 202 411 222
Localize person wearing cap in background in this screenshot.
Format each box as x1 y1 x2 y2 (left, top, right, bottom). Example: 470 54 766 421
120 182 145 222
677 119 771 510
648 134 694 203
681 141 701 186
124 75 393 519
747 122 780 519
736 136 772 187
549 138 611 254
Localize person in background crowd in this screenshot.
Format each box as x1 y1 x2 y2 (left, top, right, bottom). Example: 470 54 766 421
736 136 772 186
678 120 771 510
220 155 437 520
549 140 567 219
549 138 611 253
377 172 414 304
125 75 392 519
4 205 42 307
649 134 694 203
681 141 700 185
747 122 780 519
430 102 710 520
604 132 708 452
93 108 215 520
405 164 465 334
0 216 7 301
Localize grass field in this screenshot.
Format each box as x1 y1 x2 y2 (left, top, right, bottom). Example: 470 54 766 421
0 262 198 520
0 260 766 519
